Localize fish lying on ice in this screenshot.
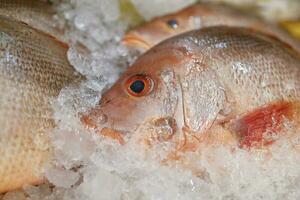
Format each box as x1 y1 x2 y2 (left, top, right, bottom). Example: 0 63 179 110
0 16 82 193
82 26 300 161
0 0 64 41
123 3 300 53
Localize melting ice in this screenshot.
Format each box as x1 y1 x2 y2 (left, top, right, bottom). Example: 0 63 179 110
2 0 300 200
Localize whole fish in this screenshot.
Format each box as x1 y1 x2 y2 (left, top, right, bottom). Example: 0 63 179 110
123 3 300 53
0 16 81 193
83 26 300 160
0 0 64 41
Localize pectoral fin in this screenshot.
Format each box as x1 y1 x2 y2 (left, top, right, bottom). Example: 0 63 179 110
235 102 294 148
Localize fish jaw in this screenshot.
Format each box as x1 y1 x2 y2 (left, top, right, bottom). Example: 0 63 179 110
122 31 152 51
122 25 176 51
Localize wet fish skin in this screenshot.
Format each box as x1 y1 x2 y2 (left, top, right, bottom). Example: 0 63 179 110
123 3 300 52
84 26 300 153
0 0 64 41
0 16 82 193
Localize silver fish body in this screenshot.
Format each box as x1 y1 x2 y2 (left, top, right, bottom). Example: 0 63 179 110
0 16 81 193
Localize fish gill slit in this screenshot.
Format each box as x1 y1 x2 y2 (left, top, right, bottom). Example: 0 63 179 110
177 75 190 132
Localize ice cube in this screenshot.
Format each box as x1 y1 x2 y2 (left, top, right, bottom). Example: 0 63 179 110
45 167 80 189
130 0 197 20
78 169 125 200
2 191 26 200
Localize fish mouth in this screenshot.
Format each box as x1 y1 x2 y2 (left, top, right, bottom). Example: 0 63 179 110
80 111 126 144
100 127 125 145
122 33 151 50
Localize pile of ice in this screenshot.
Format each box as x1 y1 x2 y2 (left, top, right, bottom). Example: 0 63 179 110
2 0 300 200
131 0 300 22
130 0 197 20
202 0 300 21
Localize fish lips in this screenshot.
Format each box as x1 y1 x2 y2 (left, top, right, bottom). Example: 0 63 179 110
80 108 131 144
122 32 152 51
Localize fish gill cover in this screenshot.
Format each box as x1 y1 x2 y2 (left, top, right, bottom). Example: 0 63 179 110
1 0 300 200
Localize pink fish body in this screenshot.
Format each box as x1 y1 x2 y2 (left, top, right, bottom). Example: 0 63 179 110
123 3 300 53
83 27 300 158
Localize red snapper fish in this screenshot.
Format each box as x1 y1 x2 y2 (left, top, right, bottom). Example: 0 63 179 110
123 3 300 53
82 26 300 162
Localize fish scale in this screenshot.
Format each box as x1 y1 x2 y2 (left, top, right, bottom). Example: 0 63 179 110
0 16 81 193
83 26 300 160
0 0 64 41
123 3 300 53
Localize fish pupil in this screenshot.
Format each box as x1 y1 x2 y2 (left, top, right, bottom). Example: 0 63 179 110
130 80 145 94
167 19 179 29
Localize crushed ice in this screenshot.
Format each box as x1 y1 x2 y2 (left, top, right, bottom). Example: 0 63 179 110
2 0 300 200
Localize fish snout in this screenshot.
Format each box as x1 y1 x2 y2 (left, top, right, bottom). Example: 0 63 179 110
100 127 126 144
80 107 108 130
81 110 127 144
122 31 152 50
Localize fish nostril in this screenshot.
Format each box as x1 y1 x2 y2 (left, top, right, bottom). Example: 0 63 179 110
99 97 111 105
105 99 112 104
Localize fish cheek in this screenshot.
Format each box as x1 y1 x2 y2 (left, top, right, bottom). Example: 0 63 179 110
103 97 138 130
103 92 161 132
125 75 174 132
136 70 183 143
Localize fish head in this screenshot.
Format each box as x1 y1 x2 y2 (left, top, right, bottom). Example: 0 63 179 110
122 5 204 51
82 45 196 142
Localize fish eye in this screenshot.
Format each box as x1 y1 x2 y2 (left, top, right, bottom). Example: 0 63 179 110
125 74 154 97
166 19 179 29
